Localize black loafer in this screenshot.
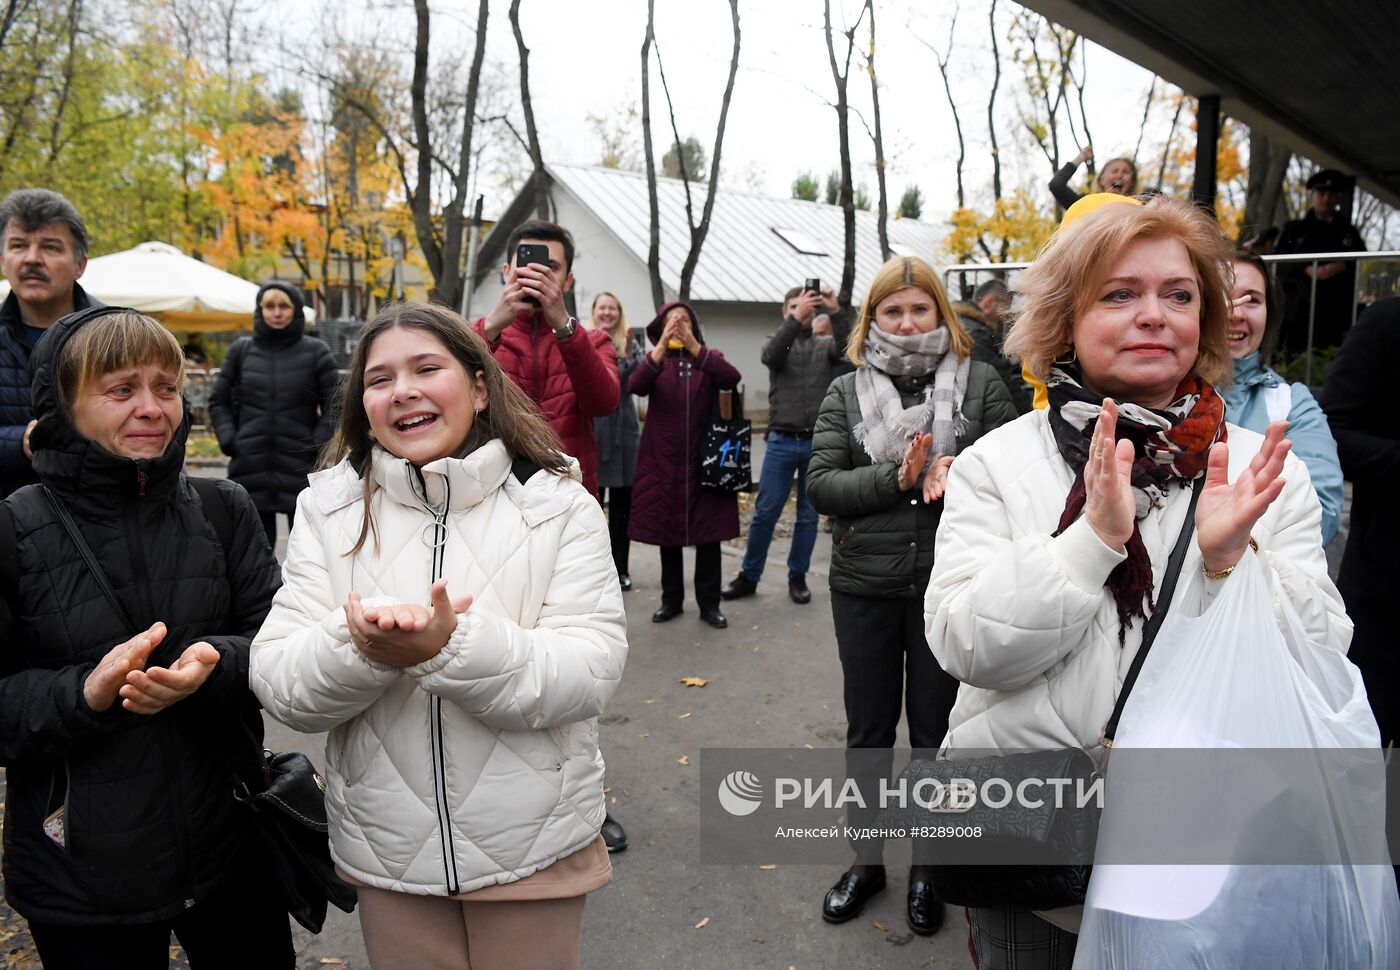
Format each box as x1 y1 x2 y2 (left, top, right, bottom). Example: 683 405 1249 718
821 867 886 924
651 602 683 623
788 574 812 604
618 573 633 592
720 573 757 600
906 880 944 936
699 607 728 629
601 814 628 853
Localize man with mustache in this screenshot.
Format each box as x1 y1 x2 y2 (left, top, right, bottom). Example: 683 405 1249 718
0 189 98 497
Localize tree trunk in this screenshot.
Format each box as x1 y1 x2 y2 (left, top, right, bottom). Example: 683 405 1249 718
824 0 861 310
1243 129 1291 237
640 0 664 309
987 0 1005 260
438 0 489 308
676 0 740 301
510 0 550 219
865 0 889 260
408 0 443 288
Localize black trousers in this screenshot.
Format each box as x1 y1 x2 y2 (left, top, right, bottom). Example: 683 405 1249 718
28 852 294 970
258 506 295 548
659 543 721 611
831 590 960 863
601 486 633 575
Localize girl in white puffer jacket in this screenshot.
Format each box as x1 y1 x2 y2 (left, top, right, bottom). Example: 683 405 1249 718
250 302 627 970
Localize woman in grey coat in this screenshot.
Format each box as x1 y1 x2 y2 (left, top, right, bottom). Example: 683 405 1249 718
589 292 642 589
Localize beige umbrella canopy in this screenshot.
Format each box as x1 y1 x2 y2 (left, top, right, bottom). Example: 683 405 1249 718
0 241 314 332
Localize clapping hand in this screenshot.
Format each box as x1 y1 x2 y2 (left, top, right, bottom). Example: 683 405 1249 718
83 621 166 713
347 579 474 669
120 641 221 715
1197 420 1290 573
1083 400 1137 552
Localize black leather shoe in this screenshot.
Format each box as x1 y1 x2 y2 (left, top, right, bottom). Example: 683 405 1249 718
651 602 683 623
618 573 633 592
821 867 886 924
788 574 812 604
699 607 728 629
601 814 628 853
720 573 757 600
906 880 944 936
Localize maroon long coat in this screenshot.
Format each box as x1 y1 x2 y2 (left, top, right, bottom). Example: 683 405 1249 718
628 306 742 548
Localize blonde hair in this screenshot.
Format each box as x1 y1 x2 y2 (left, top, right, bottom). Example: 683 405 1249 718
1004 195 1233 387
57 310 186 410
848 255 973 367
587 291 630 354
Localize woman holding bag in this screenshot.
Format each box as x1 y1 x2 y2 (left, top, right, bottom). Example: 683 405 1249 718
628 301 741 629
0 307 292 968
250 302 627 970
925 195 1351 965
806 255 1016 936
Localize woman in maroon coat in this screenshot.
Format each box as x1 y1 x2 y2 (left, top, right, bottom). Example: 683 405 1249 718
629 301 741 629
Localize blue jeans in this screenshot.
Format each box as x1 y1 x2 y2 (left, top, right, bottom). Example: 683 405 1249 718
739 431 818 582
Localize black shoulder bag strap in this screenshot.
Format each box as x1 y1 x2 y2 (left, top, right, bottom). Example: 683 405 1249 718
42 486 136 633
1101 474 1204 747
188 477 233 551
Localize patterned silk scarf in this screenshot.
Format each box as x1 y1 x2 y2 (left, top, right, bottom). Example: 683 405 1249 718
1046 366 1226 641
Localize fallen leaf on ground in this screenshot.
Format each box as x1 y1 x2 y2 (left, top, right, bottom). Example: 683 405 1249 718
871 920 888 932
803 743 814 749
678 712 692 719
319 960 348 967
677 755 691 766
637 733 649 739
680 676 709 688
694 916 710 929
645 699 656 704
758 864 777 870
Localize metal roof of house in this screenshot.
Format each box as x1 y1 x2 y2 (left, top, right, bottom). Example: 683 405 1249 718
1020 0 1400 207
479 163 947 305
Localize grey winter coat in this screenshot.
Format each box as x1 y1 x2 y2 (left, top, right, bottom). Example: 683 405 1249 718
761 309 851 434
807 360 1018 599
594 338 642 489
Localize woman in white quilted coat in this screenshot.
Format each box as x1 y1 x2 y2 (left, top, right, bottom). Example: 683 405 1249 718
924 196 1351 967
250 302 627 970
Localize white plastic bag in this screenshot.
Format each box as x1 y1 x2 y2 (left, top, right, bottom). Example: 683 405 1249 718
1074 550 1400 970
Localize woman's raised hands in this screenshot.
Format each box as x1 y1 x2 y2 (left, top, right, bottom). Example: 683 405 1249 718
1196 420 1290 573
1083 400 1137 552
346 579 474 668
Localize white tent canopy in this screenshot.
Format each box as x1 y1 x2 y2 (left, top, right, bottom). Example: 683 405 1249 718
0 241 314 332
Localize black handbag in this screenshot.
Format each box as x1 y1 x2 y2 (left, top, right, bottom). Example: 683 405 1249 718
42 484 356 933
700 387 753 492
887 476 1203 911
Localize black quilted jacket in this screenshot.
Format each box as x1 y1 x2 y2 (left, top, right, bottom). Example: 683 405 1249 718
0 306 281 925
0 284 99 499
208 282 340 515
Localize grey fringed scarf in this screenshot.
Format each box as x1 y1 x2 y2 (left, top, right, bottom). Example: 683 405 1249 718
852 325 970 464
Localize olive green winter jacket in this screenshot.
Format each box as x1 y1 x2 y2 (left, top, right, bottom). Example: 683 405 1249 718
807 361 1018 599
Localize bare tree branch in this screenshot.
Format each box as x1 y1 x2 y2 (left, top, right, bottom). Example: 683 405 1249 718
1132 75 1156 165
825 0 868 308
864 0 889 259
641 0 664 307
914 9 965 211
509 0 549 219
653 40 696 235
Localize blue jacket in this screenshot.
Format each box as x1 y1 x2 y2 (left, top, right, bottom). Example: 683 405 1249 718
1225 352 1343 545
0 283 99 498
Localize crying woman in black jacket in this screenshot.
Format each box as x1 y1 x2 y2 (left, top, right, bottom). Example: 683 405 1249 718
0 307 292 968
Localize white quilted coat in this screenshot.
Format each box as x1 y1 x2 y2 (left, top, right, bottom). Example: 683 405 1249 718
249 440 627 896
925 410 1352 753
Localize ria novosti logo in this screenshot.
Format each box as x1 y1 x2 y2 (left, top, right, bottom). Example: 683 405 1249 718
717 770 764 816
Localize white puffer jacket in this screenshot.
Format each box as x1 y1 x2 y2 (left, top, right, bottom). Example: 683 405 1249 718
925 410 1352 753
250 440 627 896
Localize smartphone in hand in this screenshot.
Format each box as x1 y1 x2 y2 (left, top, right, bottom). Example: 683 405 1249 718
516 243 550 307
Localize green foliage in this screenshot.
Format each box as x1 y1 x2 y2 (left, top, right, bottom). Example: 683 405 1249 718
898 184 924 220
792 171 820 201
824 170 840 205
662 137 707 181
854 184 871 211
1273 345 1339 391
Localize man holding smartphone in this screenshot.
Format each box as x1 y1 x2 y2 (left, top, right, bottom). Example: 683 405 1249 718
475 219 619 496
722 281 845 605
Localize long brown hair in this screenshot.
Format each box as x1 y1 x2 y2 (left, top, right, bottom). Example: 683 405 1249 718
847 255 973 366
323 301 570 555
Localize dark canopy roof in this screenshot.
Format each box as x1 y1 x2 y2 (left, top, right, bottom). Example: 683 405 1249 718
1021 0 1400 206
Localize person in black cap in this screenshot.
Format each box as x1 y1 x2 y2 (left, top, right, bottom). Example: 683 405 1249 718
209 281 340 547
1274 168 1366 355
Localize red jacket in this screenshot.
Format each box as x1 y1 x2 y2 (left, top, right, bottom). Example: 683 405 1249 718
473 314 619 496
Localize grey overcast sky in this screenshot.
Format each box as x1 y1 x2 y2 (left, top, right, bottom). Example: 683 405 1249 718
291 0 1163 223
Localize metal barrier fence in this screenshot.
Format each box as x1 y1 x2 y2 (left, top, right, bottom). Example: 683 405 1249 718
944 250 1400 385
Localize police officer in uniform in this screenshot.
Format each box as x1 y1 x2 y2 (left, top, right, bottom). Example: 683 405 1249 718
1275 169 1366 355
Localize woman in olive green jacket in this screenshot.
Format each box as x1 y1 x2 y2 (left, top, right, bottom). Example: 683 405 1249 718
806 255 1018 938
